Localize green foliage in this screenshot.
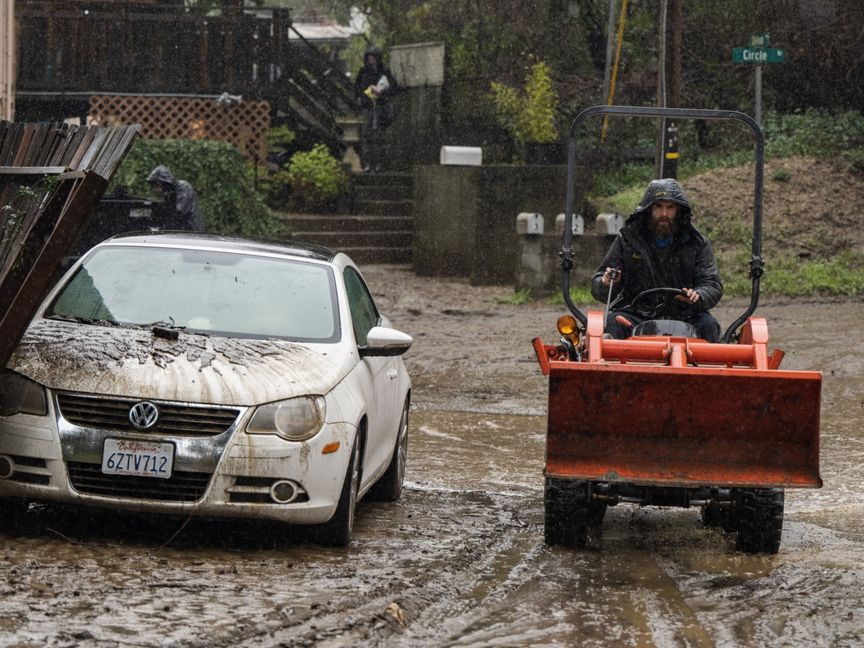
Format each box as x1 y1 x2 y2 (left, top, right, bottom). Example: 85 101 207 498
111 139 281 238
716 253 864 298
549 286 594 307
762 254 864 297
285 144 350 211
842 147 864 177
490 60 559 146
762 109 864 157
266 125 297 154
257 167 293 208
492 288 532 305
772 169 791 182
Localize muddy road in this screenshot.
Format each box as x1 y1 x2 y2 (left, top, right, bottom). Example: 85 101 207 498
1 265 863 647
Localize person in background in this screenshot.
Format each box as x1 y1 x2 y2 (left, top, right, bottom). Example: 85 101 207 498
591 178 723 341
146 165 204 232
354 45 397 172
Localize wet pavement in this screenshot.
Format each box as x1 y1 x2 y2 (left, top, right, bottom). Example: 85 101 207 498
1 276 863 646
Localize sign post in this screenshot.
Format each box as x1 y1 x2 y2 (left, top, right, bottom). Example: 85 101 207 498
731 34 785 126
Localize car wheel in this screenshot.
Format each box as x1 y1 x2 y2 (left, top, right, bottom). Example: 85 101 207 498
735 488 784 554
544 478 605 548
367 396 409 502
312 439 360 547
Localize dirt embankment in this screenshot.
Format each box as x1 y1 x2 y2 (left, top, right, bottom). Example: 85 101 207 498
685 155 864 260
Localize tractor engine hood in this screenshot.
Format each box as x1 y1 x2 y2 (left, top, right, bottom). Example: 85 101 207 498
8 319 350 406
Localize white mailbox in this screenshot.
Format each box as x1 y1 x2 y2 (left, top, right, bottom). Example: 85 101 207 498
516 212 544 235
596 212 624 235
555 213 584 236
440 146 482 166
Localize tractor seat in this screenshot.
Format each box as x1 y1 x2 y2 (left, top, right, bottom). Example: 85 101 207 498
631 319 698 338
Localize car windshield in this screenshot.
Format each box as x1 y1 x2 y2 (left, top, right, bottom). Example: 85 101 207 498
45 245 340 342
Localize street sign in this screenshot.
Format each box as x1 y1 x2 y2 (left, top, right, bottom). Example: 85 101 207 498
732 47 785 64
733 36 785 128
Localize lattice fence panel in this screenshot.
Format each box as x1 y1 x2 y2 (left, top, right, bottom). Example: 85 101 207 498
88 96 270 162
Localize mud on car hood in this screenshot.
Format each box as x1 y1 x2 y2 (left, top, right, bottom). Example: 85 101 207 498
9 320 349 406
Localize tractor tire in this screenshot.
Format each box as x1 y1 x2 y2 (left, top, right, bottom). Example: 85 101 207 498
735 488 784 554
544 478 606 548
700 504 736 532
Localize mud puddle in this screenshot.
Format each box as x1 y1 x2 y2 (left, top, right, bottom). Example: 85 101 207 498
3 404 864 646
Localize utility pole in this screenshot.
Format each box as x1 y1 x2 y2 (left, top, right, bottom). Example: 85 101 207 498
654 0 668 178
661 0 682 178
0 0 15 121
602 0 616 105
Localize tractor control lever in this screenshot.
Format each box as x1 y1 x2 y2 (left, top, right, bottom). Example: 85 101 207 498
603 268 621 328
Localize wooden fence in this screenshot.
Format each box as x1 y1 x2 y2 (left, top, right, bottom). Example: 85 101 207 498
89 95 271 162
0 120 140 367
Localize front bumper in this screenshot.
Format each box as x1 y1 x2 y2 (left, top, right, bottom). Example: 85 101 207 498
0 391 355 525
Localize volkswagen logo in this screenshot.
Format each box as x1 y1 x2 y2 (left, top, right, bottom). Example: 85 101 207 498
129 401 159 430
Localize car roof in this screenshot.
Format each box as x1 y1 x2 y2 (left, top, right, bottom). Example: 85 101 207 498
100 231 339 262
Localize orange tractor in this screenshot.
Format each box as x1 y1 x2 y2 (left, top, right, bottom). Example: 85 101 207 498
533 106 822 554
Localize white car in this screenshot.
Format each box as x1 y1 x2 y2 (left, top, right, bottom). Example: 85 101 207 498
0 233 412 546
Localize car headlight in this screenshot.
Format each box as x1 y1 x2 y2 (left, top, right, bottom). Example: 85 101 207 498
0 370 48 417
246 395 326 441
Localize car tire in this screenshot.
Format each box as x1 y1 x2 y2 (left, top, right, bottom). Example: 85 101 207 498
312 439 360 547
366 396 409 502
544 478 605 548
735 488 784 554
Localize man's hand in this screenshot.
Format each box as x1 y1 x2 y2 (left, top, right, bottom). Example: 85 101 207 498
676 287 701 304
601 267 622 287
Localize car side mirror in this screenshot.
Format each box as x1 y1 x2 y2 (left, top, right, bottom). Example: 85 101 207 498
359 326 413 357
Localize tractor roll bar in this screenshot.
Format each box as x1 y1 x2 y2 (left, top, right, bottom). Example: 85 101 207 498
562 105 764 343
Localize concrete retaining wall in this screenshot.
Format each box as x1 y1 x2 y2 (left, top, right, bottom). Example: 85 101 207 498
413 164 590 285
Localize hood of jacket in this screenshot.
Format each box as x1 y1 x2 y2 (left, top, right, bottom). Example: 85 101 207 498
147 165 179 190
625 178 693 229
364 45 383 63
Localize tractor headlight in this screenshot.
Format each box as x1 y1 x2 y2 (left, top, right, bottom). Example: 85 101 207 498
0 370 48 417
556 314 580 344
246 395 326 441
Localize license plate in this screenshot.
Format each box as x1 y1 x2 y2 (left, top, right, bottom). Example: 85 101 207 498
101 438 174 479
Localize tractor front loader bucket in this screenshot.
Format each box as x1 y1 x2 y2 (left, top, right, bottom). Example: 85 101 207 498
544 362 822 489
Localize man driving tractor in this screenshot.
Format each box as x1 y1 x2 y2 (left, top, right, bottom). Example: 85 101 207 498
591 178 724 341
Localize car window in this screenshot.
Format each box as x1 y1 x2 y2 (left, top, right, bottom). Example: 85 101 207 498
343 267 379 346
46 246 340 342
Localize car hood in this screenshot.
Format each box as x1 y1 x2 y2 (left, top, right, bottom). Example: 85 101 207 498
8 319 352 406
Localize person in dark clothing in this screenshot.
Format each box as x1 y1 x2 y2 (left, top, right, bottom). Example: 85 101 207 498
354 45 397 172
146 165 205 232
591 178 723 341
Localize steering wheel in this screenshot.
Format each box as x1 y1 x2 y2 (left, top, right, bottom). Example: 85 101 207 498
626 287 687 318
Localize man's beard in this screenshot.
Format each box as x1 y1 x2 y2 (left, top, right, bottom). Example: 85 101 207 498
651 219 676 238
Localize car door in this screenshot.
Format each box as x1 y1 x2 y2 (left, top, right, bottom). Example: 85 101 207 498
343 267 400 484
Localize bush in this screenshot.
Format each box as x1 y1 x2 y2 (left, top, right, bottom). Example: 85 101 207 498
285 144 350 211
258 167 293 208
110 138 282 238
490 60 559 148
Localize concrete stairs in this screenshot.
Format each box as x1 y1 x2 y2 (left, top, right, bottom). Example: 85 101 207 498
278 172 414 264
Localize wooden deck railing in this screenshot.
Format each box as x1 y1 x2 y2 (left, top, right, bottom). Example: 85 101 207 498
16 1 357 150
